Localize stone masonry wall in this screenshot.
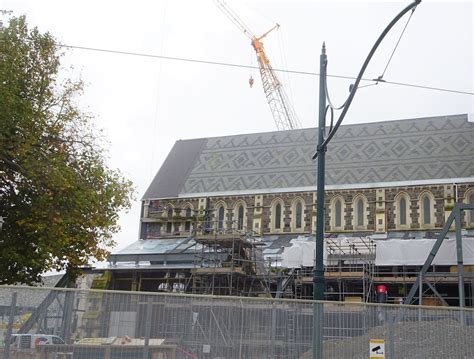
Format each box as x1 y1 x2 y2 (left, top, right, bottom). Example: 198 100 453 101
143 183 474 238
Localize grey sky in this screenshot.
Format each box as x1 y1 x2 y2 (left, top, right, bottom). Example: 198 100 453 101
3 0 473 254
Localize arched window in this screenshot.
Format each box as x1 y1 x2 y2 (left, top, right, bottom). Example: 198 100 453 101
356 199 364 227
419 191 435 228
352 194 368 230
291 198 305 232
184 207 192 232
468 193 474 226
330 196 344 231
218 206 225 230
461 190 474 227
166 206 174 234
237 205 244 230
295 202 303 229
233 201 246 231
275 203 282 229
395 192 411 229
271 199 285 233
335 199 342 227
399 197 407 226
423 196 431 225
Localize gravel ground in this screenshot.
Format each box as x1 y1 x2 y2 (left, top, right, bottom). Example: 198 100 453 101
302 319 474 359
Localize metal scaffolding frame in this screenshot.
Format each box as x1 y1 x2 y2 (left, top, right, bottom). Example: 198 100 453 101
405 203 474 310
191 219 269 296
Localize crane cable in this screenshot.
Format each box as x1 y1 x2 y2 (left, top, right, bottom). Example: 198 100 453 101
214 0 253 38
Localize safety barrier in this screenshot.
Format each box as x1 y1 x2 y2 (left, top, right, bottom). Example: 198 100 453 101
1 286 473 358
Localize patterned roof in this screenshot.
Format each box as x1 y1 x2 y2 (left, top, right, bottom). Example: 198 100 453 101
143 114 473 199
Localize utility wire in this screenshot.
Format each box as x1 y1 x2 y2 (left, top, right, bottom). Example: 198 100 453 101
358 83 378 89
60 44 474 96
380 6 416 80
326 5 417 110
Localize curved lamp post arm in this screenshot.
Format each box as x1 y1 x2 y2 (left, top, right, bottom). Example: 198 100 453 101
317 0 421 153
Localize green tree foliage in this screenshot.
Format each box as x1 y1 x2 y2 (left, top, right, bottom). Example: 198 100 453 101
0 16 134 284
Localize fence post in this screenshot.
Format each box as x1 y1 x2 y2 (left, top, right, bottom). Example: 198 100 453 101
61 290 75 343
3 292 17 359
143 296 152 359
418 273 422 322
388 309 395 359
270 301 276 359
238 299 244 359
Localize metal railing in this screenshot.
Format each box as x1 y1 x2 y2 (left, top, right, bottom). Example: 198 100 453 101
1 285 473 358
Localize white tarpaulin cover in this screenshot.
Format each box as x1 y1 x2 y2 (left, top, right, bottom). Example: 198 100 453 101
375 238 474 266
279 236 327 268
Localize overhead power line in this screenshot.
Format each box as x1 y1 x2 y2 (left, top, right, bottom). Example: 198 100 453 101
60 44 474 96
379 6 417 80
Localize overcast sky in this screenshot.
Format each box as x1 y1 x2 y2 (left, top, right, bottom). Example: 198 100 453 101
3 0 473 255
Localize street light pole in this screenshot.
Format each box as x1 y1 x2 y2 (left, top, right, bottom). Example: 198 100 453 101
310 2 421 358
312 42 327 359
314 43 327 302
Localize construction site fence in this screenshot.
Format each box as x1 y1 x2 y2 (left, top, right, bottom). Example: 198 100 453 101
1 286 474 359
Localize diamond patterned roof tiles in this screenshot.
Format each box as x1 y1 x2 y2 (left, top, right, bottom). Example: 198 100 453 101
143 114 474 199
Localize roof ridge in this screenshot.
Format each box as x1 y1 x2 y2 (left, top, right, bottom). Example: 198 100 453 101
173 114 468 142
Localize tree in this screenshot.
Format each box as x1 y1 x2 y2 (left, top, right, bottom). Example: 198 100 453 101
0 15 134 284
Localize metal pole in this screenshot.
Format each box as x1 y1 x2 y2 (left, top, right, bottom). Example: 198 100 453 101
418 273 422 322
4 292 17 359
388 311 395 359
454 203 466 324
271 301 276 359
312 42 327 359
306 3 422 357
61 290 75 344
143 296 152 359
405 209 455 304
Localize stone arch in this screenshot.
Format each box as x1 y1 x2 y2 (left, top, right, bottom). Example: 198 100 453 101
163 203 174 218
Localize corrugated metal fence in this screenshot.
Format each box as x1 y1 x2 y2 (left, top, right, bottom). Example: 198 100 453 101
0 286 473 358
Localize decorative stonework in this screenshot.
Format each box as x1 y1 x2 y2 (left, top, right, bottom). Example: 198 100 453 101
142 183 474 239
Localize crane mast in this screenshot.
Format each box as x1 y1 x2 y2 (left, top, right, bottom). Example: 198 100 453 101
215 0 300 131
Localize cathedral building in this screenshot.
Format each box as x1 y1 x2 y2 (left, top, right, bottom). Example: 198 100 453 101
139 114 474 238
106 114 473 303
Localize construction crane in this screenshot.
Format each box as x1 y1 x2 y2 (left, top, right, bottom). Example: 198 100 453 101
215 0 300 131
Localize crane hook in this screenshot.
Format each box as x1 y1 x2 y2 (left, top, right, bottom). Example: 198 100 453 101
249 76 254 88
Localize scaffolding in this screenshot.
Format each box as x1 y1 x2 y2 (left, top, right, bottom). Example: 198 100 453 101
286 237 376 302
111 202 474 306
325 236 376 302
191 220 269 297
